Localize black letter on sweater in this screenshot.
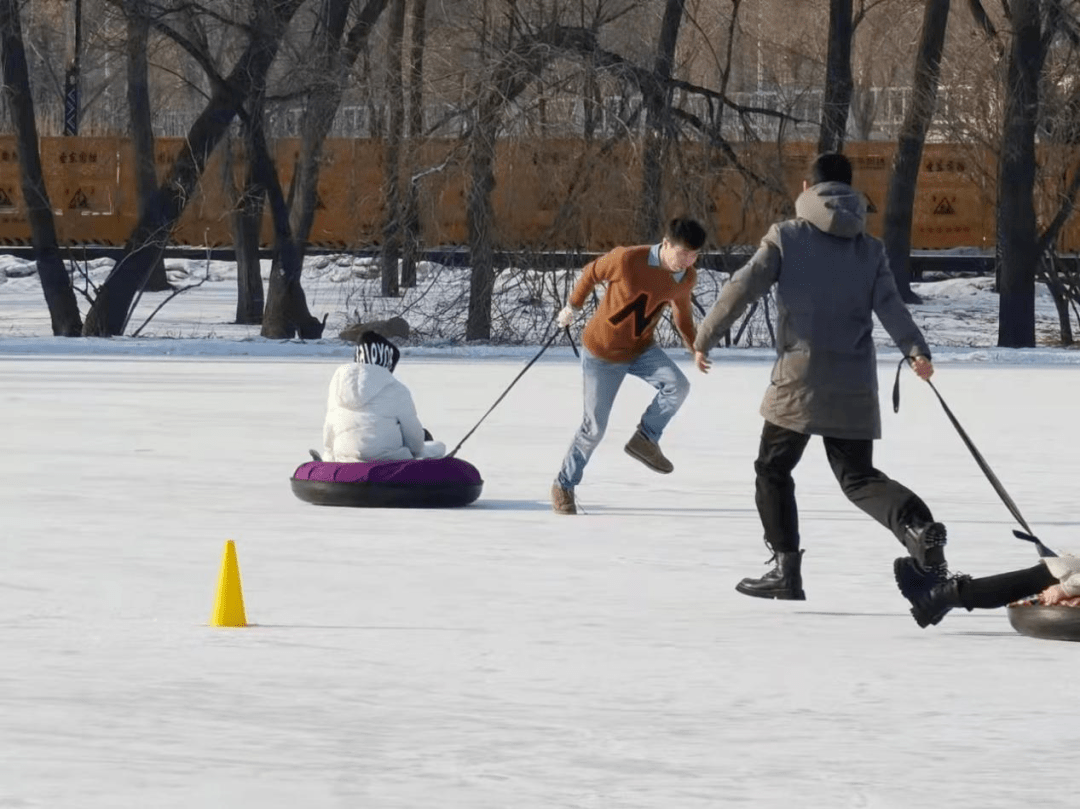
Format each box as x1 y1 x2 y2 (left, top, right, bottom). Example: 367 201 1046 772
609 294 665 337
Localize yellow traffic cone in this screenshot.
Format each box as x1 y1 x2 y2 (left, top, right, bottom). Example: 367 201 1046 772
210 540 248 627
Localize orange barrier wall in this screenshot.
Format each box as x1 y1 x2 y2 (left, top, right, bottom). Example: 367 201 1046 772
0 136 134 245
0 136 1075 252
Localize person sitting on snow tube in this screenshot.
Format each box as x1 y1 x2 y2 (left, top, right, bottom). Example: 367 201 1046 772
321 330 445 462
894 548 1080 628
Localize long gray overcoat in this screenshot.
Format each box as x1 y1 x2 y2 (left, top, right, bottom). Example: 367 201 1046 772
694 182 931 440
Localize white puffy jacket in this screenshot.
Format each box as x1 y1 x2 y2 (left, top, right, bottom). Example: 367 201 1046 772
322 363 426 462
1045 554 1080 597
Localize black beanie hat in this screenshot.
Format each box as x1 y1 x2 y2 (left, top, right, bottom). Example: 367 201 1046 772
354 330 401 372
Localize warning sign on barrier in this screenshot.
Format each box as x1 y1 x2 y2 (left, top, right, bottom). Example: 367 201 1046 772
932 196 957 215
0 137 26 241
68 188 91 209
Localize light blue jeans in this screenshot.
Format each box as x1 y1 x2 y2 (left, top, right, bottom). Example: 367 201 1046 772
556 344 690 489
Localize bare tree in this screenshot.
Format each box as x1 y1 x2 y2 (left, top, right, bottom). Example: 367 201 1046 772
285 0 389 255
380 0 406 298
258 0 390 335
818 0 854 153
883 0 951 304
463 22 602 340
949 0 1080 345
230 114 266 325
253 100 325 340
996 0 1044 348
122 0 169 292
636 0 686 241
464 28 497 342
401 0 428 289
83 0 305 336
0 0 82 335
1032 17 1080 344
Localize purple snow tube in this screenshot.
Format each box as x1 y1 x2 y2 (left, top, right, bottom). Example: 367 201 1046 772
291 457 484 508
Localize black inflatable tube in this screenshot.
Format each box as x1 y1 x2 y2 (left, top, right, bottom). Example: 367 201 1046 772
291 477 483 508
1006 604 1080 642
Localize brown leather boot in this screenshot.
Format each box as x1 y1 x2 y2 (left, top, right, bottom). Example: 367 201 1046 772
624 429 673 474
551 483 577 515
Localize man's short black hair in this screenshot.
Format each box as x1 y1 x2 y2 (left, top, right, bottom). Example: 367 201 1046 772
809 152 853 186
665 217 707 250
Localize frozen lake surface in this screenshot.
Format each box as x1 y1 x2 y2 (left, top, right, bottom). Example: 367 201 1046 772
3 351 1078 808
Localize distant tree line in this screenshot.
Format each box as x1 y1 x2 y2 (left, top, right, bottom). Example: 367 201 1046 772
1 0 1080 346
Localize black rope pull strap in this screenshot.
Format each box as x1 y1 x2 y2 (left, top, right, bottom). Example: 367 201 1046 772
891 356 907 414
892 355 1046 549
1014 529 1059 558
447 330 561 459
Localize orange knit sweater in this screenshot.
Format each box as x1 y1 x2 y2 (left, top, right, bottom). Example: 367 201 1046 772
569 245 697 363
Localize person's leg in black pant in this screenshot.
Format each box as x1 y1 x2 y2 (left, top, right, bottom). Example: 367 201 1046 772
822 435 948 577
821 436 931 543
755 421 811 553
960 564 1058 609
738 421 811 600
895 562 1057 627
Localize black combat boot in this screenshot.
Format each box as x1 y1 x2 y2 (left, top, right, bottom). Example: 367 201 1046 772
893 556 971 628
736 550 806 600
902 521 949 582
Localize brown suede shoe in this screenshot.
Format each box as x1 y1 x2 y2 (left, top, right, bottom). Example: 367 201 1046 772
551 483 577 515
624 429 673 474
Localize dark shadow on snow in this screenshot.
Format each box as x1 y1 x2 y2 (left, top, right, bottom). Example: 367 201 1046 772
242 624 485 632
583 506 758 518
469 499 555 511
797 611 905 618
947 630 1023 638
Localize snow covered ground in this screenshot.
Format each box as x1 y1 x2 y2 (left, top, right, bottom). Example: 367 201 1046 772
2 255 1078 808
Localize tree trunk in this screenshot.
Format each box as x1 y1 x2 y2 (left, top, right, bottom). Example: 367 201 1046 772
255 111 325 340
124 2 169 292
228 127 265 325
883 0 950 304
380 0 405 298
1043 256 1074 345
460 24 594 340
83 0 304 336
401 0 428 289
63 0 81 135
263 0 389 298
636 0 685 241
466 98 498 341
818 0 854 154
996 0 1042 348
583 50 601 141
233 187 266 324
0 0 82 335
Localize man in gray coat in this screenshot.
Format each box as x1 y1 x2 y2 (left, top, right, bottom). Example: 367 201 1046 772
693 152 949 601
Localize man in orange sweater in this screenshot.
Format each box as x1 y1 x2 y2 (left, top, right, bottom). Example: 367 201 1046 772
551 217 707 515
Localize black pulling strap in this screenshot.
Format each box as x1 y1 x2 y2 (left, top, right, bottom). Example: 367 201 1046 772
447 330 562 459
891 357 1057 557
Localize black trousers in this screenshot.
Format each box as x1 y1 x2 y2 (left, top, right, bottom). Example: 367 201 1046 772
755 420 934 553
959 564 1058 609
